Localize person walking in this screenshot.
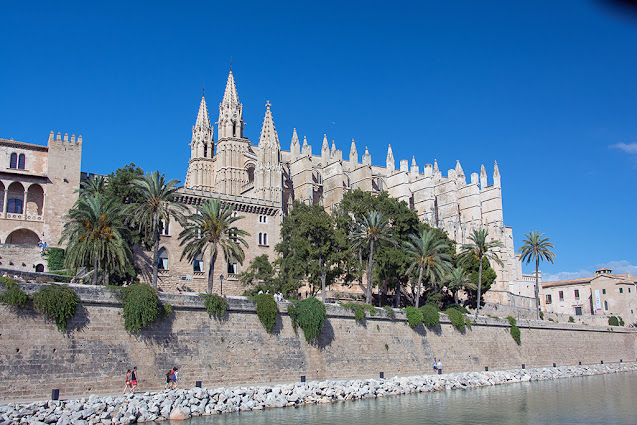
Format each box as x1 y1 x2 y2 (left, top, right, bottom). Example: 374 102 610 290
433 358 437 372
123 369 132 394
165 368 175 390
170 367 179 389
436 359 442 374
130 367 138 393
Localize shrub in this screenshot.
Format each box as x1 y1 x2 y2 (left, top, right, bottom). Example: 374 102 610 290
446 308 465 332
0 278 29 308
421 304 440 328
405 307 423 328
539 311 544 320
161 302 173 318
254 293 278 333
464 317 472 328
120 283 160 333
608 316 619 326
548 318 555 322
342 303 376 323
446 304 469 314
202 294 227 319
568 316 575 323
32 284 79 333
45 248 65 271
619 316 625 327
383 306 396 319
288 297 326 343
506 316 521 345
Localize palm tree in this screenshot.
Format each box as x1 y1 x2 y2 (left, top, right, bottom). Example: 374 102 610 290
178 199 249 294
404 229 452 308
127 171 186 290
79 175 107 198
519 230 556 320
60 195 130 285
460 228 504 319
445 266 476 304
349 211 393 304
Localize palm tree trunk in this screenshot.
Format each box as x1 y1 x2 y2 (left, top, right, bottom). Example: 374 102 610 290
92 253 98 286
395 281 401 308
320 255 326 303
454 291 459 304
475 257 483 320
415 266 424 308
534 257 540 320
208 249 217 294
152 212 160 290
366 240 375 305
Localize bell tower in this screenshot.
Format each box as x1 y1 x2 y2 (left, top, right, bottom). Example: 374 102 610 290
185 93 214 190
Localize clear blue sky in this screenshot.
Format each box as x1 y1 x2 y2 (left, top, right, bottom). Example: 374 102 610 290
1 0 636 281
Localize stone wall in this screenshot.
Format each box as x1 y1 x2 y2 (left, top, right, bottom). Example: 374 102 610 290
1 284 635 402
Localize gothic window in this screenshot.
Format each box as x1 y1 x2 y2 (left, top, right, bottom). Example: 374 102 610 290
344 175 350 189
7 199 23 214
247 165 255 183
227 261 238 274
158 248 168 270
9 153 17 169
18 154 25 169
263 233 268 245
259 233 263 245
193 253 203 272
314 171 323 185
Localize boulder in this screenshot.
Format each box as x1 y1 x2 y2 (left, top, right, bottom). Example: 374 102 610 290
169 407 189 421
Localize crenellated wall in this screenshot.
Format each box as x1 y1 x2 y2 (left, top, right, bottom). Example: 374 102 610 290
1 283 635 402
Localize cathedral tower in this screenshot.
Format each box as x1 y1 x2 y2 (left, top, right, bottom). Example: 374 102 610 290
185 94 214 190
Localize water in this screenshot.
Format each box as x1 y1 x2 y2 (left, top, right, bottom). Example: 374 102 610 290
173 372 637 425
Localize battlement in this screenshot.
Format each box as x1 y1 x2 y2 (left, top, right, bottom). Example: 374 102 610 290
48 130 82 145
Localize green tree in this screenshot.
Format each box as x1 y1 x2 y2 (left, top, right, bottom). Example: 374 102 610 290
349 211 394 304
127 171 186 289
178 199 249 294
519 230 556 320
59 195 130 285
460 229 504 319
403 229 452 308
239 254 276 294
446 266 475 304
276 202 344 302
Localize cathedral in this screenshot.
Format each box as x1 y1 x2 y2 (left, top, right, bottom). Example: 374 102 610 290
180 71 532 305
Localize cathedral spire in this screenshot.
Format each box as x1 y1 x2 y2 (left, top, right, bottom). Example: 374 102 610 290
321 134 330 163
493 160 501 188
363 147 372 165
331 140 336 157
194 95 211 132
258 101 280 149
217 70 244 139
480 164 488 189
433 159 439 173
386 144 395 172
411 156 419 175
455 160 464 177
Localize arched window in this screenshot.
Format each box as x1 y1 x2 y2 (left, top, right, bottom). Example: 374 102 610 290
259 233 263 245
7 199 23 214
18 154 25 170
9 153 17 169
193 253 203 272
158 248 168 270
247 165 255 183
263 233 268 245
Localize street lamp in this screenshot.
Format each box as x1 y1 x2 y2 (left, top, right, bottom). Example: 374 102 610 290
220 274 224 295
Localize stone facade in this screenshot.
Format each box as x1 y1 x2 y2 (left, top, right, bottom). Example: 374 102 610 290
542 268 637 324
0 133 82 271
0 284 635 401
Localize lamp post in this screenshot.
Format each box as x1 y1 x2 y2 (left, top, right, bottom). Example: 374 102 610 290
220 274 224 295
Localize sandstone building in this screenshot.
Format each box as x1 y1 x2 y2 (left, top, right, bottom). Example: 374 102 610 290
541 268 637 323
0 133 82 273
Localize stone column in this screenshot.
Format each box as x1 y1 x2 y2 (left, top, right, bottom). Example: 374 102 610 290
22 188 27 219
2 189 7 219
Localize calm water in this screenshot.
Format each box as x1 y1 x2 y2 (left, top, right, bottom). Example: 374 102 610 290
173 372 637 425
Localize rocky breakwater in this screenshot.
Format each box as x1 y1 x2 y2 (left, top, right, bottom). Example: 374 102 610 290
2 363 636 424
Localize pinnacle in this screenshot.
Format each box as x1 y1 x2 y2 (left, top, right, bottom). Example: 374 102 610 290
221 70 240 107
194 95 211 130
258 101 280 149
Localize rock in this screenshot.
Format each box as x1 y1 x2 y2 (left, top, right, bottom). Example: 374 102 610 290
169 407 189 421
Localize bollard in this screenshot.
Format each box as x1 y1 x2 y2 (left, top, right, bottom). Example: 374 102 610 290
620 359 623 363
579 361 581 365
196 381 202 388
522 364 525 369
485 366 489 371
301 375 306 383
553 363 556 368
379 372 384 379
601 360 604 365
52 389 59 401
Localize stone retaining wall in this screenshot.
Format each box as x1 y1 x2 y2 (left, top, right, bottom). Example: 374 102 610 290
1 283 636 402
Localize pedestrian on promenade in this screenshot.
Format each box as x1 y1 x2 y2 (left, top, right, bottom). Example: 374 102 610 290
437 359 442 374
171 367 179 389
123 369 132 394
131 366 138 393
165 368 175 389
433 358 437 372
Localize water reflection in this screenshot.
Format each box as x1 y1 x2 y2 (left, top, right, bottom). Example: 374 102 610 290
174 372 637 425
